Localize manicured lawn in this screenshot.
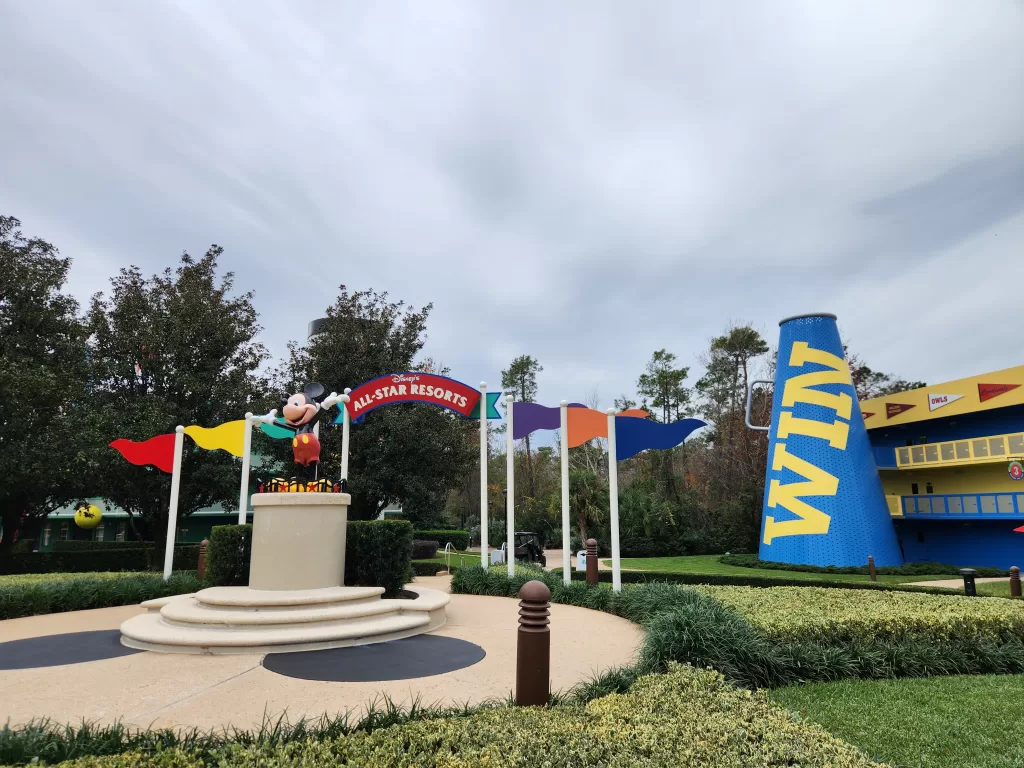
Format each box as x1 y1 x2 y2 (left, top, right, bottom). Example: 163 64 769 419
414 550 477 566
0 571 153 585
977 580 1020 598
772 675 1024 768
611 555 956 585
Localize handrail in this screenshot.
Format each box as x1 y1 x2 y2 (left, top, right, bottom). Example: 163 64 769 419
745 379 773 432
895 430 1024 469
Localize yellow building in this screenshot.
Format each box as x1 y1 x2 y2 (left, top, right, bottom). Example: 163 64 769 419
860 365 1024 567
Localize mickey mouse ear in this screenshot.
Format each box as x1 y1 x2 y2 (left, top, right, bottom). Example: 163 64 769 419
304 382 326 401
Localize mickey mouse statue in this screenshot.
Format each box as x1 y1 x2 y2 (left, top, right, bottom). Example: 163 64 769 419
256 383 346 491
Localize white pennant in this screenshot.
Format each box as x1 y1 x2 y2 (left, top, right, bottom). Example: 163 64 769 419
928 393 963 411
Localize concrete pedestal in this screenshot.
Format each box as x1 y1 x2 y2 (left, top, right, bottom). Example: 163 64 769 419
250 492 350 591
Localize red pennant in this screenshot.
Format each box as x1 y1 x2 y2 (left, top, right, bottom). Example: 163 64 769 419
862 412 875 420
979 383 1020 403
1015 525 1024 534
886 402 915 419
109 434 177 473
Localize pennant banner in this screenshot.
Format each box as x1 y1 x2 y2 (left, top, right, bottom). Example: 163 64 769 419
980 383 1021 403
511 402 583 439
183 420 246 457
614 417 706 461
469 391 503 420
567 407 648 448
928 393 963 411
260 423 295 440
886 402 915 419
109 434 177 473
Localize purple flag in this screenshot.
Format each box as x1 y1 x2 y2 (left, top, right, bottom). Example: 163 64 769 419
511 402 586 439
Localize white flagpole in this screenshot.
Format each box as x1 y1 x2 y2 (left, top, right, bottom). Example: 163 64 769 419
237 413 253 524
340 388 351 484
506 394 515 577
606 408 621 592
560 400 571 585
163 425 185 581
480 382 488 568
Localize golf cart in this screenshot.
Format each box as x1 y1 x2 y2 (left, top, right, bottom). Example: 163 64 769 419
513 531 546 567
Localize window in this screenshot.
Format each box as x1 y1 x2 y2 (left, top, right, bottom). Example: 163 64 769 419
59 523 69 541
94 525 105 542
926 482 933 494
178 528 188 542
917 531 925 543
42 525 51 547
116 522 126 542
911 483 919 495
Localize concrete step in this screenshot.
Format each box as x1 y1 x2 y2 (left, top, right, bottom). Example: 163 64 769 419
195 585 384 607
160 596 402 626
120 610 430 654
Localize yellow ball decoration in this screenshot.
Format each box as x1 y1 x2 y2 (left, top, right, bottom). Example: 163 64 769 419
74 504 103 530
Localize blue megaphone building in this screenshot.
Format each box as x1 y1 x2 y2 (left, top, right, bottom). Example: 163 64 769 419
756 313 903 567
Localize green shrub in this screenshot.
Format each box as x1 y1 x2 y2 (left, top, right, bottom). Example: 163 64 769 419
719 553 1009 578
693 585 1024 644
345 520 413 597
205 525 252 587
206 522 414 596
37 665 883 768
0 572 203 621
410 540 438 560
0 546 199 575
413 529 469 551
563 567 954 595
411 561 456 576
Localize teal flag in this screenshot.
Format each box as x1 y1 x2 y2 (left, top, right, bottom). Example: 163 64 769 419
469 391 503 420
259 423 294 440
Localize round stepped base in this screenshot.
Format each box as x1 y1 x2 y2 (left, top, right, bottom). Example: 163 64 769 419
120 585 450 655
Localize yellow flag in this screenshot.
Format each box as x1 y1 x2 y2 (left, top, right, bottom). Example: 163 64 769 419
184 420 247 457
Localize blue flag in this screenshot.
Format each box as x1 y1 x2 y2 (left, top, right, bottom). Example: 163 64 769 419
614 417 706 460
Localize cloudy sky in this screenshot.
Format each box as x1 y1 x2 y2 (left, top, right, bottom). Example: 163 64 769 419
3 1 1023 411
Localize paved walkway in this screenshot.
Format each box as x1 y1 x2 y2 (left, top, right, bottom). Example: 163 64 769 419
0 575 642 731
906 576 1007 589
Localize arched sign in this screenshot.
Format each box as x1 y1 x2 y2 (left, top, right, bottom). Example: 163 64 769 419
335 372 481 422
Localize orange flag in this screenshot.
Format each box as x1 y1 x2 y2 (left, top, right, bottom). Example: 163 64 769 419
565 407 648 448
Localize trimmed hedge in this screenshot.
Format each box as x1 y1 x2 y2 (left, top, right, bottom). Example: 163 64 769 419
0 546 200 575
53 541 151 552
22 665 882 768
0 572 203 621
206 521 414 596
719 553 1010 578
562 567 955 595
410 540 439 560
454 566 1024 691
345 520 413 597
413 529 469 551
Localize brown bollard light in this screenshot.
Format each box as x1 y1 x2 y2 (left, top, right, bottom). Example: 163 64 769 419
197 539 209 581
867 555 877 582
516 580 551 707
586 538 599 586
960 568 978 597
1011 567 1022 598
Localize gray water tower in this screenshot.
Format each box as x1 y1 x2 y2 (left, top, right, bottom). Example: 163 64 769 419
308 318 328 338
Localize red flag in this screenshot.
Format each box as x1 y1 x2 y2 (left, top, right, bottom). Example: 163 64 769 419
979 383 1020 403
886 402 915 419
109 434 177 473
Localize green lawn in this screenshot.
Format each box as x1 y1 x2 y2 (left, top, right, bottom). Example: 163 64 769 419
414 550 477 566
610 555 958 585
0 571 153 585
772 675 1024 768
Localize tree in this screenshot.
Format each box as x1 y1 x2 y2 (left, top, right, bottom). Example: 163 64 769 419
636 349 690 423
0 216 90 553
697 325 770 447
85 248 268 560
501 355 543 497
275 287 475 525
845 348 926 400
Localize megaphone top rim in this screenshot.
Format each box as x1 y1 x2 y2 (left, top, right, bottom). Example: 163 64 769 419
779 313 838 326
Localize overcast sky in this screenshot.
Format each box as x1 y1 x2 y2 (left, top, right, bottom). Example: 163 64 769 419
3 1 1023 413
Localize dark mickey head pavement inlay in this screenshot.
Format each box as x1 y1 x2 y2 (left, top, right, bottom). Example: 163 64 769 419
262 634 486 682
0 630 142 670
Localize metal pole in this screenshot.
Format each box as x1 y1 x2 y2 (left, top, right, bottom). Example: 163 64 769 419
516 580 551 706
560 400 570 585
480 382 488 569
506 394 515 577
163 426 185 581
606 408 621 592
340 388 351 484
237 413 253 524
